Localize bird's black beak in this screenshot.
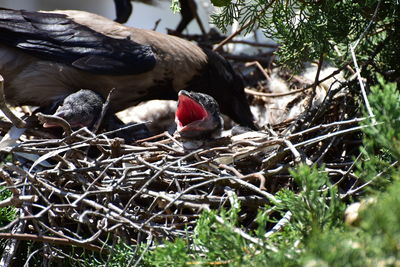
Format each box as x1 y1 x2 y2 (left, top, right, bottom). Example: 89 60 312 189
218 92 257 131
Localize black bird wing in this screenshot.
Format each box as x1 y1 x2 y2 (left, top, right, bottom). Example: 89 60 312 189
0 9 156 75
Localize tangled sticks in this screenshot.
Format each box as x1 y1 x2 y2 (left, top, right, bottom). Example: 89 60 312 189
0 118 363 251
0 66 365 264
1 128 275 239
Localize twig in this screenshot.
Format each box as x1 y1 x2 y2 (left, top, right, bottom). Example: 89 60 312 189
213 0 274 51
0 195 38 208
352 0 382 49
245 61 271 80
349 0 382 121
213 20 254 52
350 46 375 122
219 164 280 204
0 233 107 253
342 161 399 198
229 39 278 48
264 211 292 238
246 63 349 98
36 113 72 136
152 18 161 31
0 75 27 128
221 53 272 65
188 0 206 35
92 88 114 134
0 218 25 266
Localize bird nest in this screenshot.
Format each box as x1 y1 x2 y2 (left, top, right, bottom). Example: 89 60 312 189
0 67 362 262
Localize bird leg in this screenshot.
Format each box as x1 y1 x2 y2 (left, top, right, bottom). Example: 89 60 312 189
186 0 206 35
113 0 133 23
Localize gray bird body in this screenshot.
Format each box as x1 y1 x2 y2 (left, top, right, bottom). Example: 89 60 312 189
0 9 255 129
40 89 151 141
48 89 104 129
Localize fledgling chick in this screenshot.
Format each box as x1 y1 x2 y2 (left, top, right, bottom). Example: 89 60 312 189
175 90 223 139
43 89 151 142
43 89 103 129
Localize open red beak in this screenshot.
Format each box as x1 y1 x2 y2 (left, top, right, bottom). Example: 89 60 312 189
175 93 208 131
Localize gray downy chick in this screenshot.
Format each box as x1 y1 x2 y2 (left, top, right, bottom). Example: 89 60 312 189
43 89 103 129
175 90 223 139
44 89 151 142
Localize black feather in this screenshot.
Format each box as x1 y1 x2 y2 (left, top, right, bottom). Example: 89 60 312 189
0 9 156 75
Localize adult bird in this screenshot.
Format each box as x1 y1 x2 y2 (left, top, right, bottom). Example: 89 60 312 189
0 8 255 130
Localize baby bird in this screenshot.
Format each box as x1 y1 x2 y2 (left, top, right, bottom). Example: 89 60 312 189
175 90 223 139
43 89 103 129
43 89 150 141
